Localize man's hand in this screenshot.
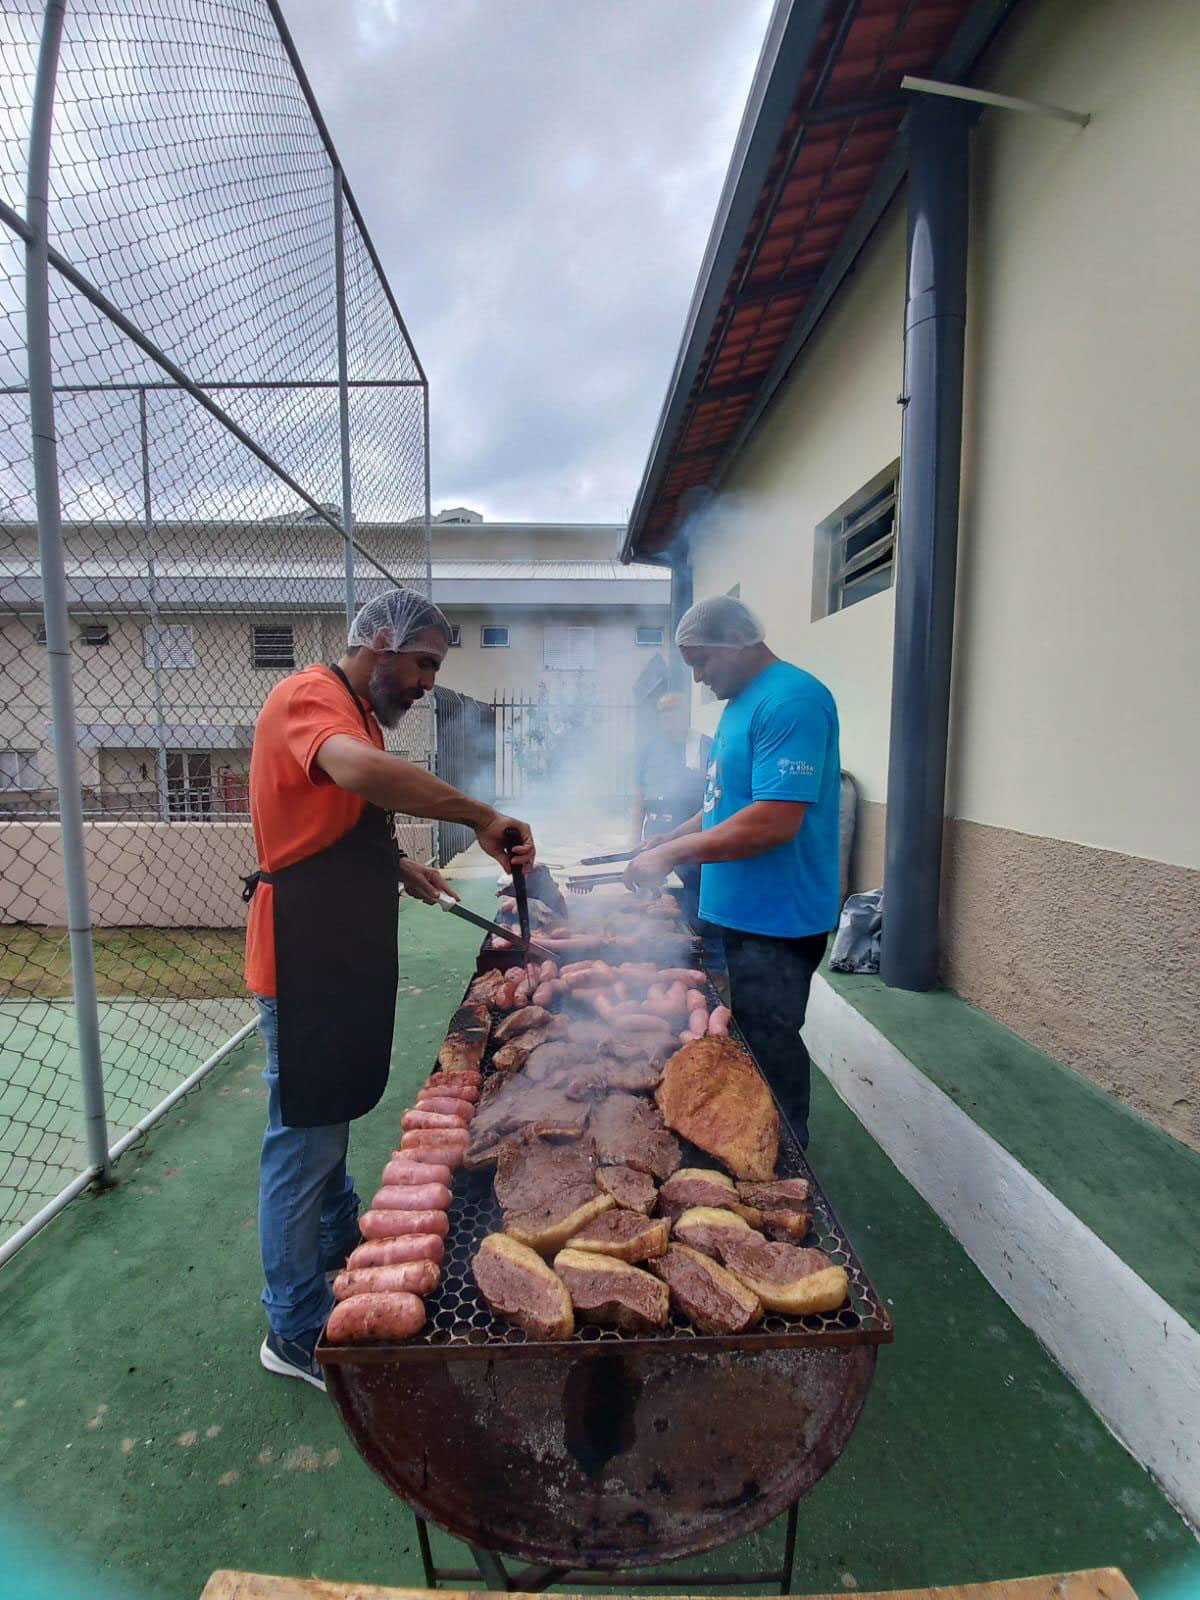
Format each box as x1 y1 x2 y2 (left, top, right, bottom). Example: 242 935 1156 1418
399 859 458 905
623 841 678 895
476 813 536 871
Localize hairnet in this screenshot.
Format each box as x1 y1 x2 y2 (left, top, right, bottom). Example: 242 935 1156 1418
347 588 453 653
674 594 765 649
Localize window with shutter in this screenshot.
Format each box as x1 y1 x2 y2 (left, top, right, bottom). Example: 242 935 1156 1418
144 623 194 670
544 625 594 670
252 625 295 668
0 749 37 790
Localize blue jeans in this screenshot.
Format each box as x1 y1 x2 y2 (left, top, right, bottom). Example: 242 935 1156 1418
255 996 361 1341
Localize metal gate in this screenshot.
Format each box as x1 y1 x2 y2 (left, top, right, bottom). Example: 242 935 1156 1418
493 689 637 804
434 687 497 866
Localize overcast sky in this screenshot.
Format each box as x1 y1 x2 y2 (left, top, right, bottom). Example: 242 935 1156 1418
278 0 772 525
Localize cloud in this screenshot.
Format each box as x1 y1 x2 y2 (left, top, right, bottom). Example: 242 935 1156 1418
277 0 772 522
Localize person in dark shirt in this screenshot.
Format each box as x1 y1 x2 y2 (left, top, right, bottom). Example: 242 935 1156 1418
632 692 709 926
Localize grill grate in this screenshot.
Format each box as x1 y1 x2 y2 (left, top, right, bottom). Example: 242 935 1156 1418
321 963 893 1365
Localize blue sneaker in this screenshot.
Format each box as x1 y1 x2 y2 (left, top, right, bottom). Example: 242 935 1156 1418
259 1327 326 1392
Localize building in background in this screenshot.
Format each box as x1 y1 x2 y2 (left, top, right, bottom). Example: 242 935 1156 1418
0 511 669 820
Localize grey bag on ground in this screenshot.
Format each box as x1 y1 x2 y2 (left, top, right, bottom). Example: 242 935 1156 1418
830 889 883 974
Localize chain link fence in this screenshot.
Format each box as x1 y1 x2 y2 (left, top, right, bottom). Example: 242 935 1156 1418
0 0 431 1257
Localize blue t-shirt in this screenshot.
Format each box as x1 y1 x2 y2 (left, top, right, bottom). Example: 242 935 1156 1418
699 661 840 939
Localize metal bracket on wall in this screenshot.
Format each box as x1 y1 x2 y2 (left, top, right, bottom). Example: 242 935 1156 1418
901 74 1091 128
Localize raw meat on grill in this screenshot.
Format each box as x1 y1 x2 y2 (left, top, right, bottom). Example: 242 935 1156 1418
655 1038 779 1181
648 1243 762 1335
436 1000 492 1074
596 1164 656 1215
471 1233 574 1340
564 1207 669 1263
494 1133 613 1255
657 1167 763 1226
672 1206 847 1315
553 1248 670 1333
589 1093 681 1181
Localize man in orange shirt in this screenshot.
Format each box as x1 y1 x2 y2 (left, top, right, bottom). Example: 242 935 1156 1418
244 587 533 1388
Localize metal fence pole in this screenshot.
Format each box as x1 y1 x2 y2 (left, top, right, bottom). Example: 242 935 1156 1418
138 387 169 821
332 166 355 629
25 0 112 1183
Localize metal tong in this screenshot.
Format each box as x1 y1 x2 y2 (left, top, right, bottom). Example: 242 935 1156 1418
503 826 533 952
435 893 556 963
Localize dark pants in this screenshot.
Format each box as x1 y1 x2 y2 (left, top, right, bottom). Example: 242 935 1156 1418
721 928 828 1148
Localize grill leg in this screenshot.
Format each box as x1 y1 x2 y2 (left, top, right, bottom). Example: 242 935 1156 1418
470 1543 512 1590
414 1514 437 1589
780 1501 799 1595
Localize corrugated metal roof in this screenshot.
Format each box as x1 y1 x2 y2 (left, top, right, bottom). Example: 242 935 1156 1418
624 0 1016 558
0 557 664 582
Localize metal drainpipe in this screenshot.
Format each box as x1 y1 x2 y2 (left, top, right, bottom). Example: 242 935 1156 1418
880 97 970 991
26 0 112 1179
668 553 693 694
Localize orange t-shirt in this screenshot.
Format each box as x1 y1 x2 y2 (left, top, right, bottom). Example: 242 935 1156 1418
244 664 384 997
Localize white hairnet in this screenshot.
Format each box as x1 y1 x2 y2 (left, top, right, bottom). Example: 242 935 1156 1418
675 594 765 649
348 588 453 653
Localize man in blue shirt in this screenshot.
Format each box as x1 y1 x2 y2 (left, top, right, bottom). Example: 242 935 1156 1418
625 595 840 1146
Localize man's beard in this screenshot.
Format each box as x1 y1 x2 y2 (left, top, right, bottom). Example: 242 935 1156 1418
366 660 416 728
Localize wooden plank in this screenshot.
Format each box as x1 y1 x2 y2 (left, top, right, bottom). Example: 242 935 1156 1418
199 1565 1139 1600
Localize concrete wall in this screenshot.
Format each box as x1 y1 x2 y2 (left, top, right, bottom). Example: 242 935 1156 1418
687 0 1200 1144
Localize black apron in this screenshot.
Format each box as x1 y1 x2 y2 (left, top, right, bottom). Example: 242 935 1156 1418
244 664 401 1128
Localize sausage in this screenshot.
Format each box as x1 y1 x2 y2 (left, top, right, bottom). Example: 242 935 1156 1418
538 959 558 981
679 1029 701 1043
332 1260 440 1301
666 981 688 1012
359 1208 449 1240
612 1012 673 1033
381 1157 453 1187
326 1291 426 1344
417 1086 479 1109
423 1075 481 1095
411 1093 473 1120
400 1127 469 1151
347 1234 444 1269
426 1067 483 1085
370 1182 452 1211
656 968 707 986
560 961 602 977
685 988 707 1012
531 982 553 1007
401 1107 468 1132
688 1007 709 1037
590 993 617 1022
708 1005 732 1036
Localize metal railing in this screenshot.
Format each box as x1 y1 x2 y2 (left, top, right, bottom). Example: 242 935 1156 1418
0 0 431 1260
493 688 639 803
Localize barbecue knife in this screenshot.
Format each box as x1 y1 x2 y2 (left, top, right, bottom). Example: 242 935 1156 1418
435 892 556 962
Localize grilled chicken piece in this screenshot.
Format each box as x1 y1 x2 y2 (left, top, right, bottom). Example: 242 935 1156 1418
553 1249 669 1332
437 1001 491 1074
472 1233 574 1340
649 1243 762 1335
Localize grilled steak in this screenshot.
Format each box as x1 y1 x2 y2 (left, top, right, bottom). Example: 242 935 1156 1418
523 1040 598 1083
596 1164 657 1214
494 1133 613 1255
589 1093 681 1181
493 1005 552 1044
472 1233 574 1340
673 1206 846 1315
602 1054 663 1093
466 1077 590 1164
735 1178 812 1240
565 1207 669 1263
437 1000 491 1074
491 1024 560 1071
467 969 507 1007
553 1248 669 1332
648 1243 762 1335
655 1038 779 1181
658 1167 763 1225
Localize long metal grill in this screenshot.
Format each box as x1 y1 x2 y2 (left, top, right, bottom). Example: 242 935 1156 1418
322 969 893 1364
